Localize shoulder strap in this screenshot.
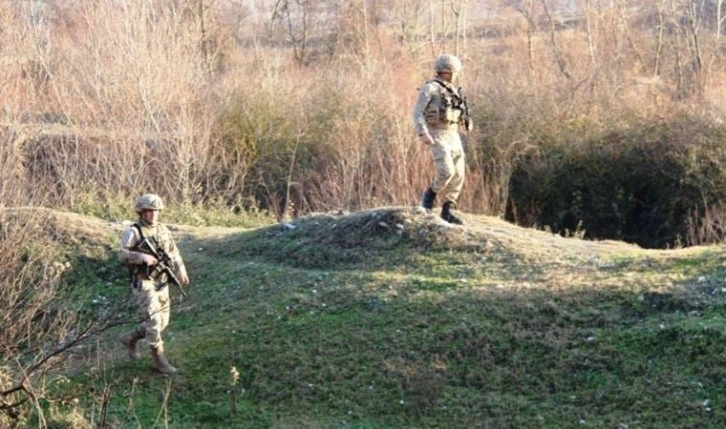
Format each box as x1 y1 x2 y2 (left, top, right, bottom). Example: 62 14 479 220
132 223 145 240
431 78 453 92
431 78 464 99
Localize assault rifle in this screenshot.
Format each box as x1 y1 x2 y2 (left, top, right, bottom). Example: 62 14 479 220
457 86 473 133
134 237 187 298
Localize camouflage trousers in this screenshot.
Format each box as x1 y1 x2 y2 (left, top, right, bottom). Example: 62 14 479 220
428 127 465 204
131 278 171 348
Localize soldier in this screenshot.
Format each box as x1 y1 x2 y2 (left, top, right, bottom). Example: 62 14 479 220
118 193 190 374
412 54 472 225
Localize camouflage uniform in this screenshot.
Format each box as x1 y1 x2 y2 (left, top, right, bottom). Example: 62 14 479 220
118 194 188 374
413 54 470 224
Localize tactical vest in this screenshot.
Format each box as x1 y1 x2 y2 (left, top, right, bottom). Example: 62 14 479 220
130 223 171 282
423 79 464 127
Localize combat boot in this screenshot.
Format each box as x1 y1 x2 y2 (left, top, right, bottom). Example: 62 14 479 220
421 187 437 211
150 345 177 374
441 201 463 225
120 328 144 360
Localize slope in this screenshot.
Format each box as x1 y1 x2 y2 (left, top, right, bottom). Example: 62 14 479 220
12 207 726 428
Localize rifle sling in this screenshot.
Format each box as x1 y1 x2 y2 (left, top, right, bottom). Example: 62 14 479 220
132 222 145 241
432 78 460 99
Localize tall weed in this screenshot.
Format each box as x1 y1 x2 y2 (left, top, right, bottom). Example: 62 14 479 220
0 0 723 245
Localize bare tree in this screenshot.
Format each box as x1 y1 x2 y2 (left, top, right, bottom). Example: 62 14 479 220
0 209 127 425
194 0 220 76
718 0 725 40
661 0 707 97
428 0 437 56
654 0 666 77
516 0 538 77
540 0 572 79
584 0 598 69
683 0 705 73
616 0 647 74
271 0 321 66
451 0 468 56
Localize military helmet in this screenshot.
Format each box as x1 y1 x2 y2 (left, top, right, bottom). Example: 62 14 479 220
434 54 462 74
134 193 165 213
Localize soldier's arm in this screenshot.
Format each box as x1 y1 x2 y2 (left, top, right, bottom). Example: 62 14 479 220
412 83 436 137
118 227 156 265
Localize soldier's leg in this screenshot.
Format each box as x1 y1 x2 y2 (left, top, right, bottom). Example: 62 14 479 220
421 187 437 210
435 133 465 224
121 278 148 359
157 286 171 334
146 285 176 374
150 343 177 374
135 280 166 350
441 201 464 225
430 143 455 194
444 143 466 203
120 327 144 360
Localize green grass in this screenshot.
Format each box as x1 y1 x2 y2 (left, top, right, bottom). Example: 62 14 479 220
26 207 726 428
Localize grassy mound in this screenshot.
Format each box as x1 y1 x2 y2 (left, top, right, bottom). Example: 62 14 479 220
8 207 726 428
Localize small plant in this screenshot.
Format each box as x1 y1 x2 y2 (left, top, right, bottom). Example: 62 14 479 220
229 366 241 417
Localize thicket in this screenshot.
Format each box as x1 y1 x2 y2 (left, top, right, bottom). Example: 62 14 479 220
0 209 124 427
506 115 726 248
0 0 724 247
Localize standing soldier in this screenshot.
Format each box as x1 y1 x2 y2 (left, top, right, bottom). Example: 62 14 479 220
118 193 190 374
413 54 472 225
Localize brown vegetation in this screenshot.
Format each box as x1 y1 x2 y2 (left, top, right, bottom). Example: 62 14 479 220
0 0 724 241
0 208 128 425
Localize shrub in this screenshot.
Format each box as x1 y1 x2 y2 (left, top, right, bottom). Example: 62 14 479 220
506 115 726 248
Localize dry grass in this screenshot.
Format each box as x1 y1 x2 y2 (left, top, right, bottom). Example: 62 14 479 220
0 1 722 221
0 1 724 246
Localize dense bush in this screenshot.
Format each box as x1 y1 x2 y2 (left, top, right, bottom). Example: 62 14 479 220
506 115 726 248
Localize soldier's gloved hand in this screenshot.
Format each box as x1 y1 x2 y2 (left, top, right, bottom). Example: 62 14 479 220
140 254 158 266
418 132 434 146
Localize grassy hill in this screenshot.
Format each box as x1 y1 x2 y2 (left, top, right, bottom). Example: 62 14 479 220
22 207 726 428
